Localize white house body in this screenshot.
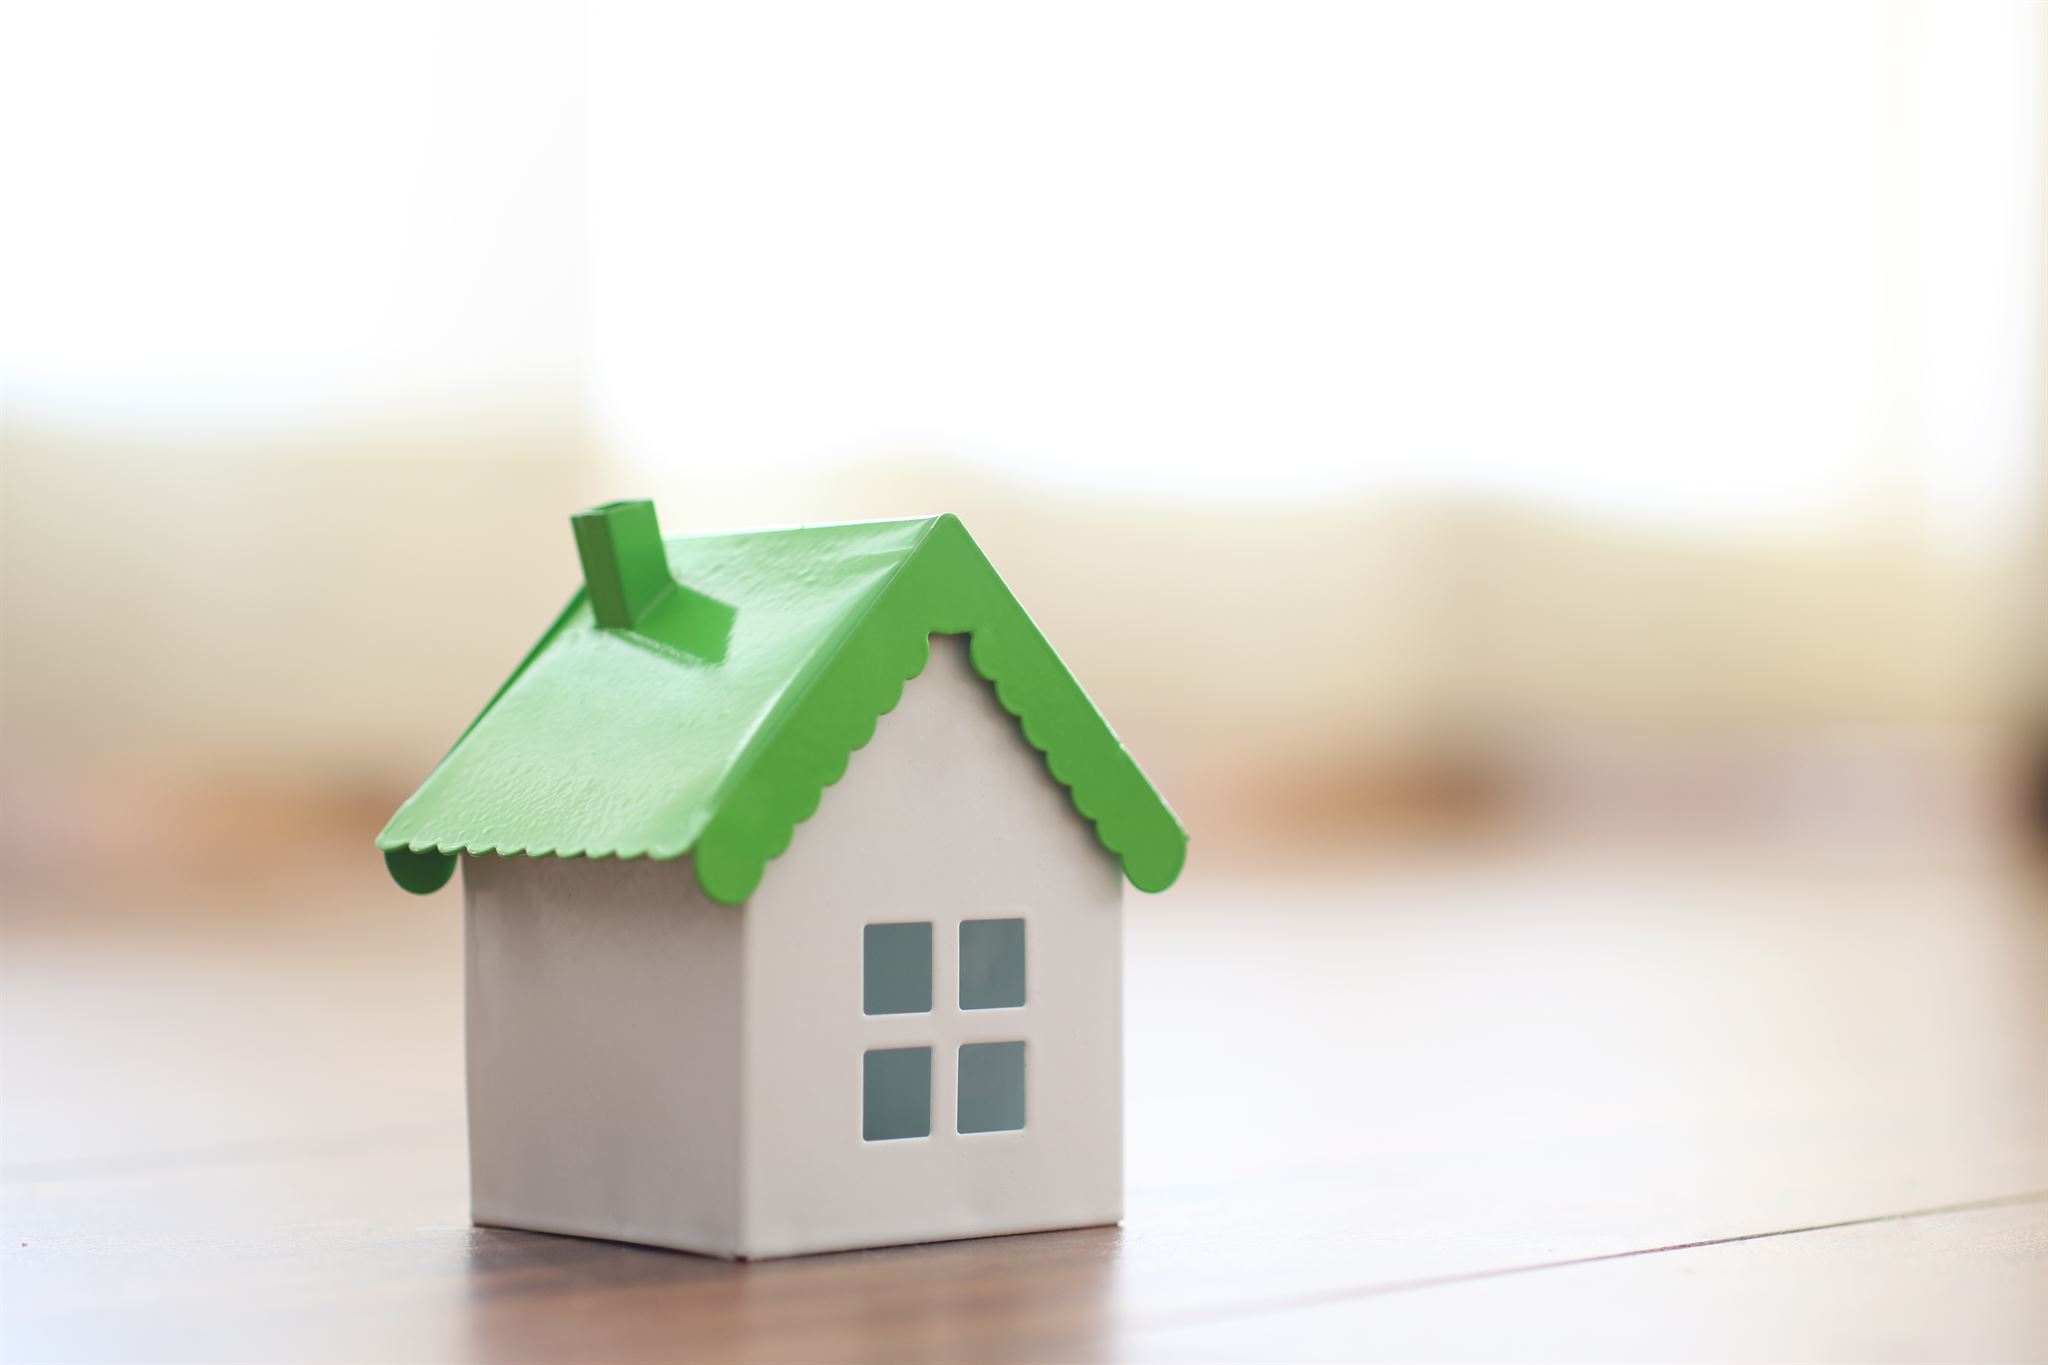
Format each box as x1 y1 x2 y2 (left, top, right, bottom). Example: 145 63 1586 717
462 634 1125 1259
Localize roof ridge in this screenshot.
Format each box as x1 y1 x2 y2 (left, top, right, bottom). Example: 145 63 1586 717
690 513 949 844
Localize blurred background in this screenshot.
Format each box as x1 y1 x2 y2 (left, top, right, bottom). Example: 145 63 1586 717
3 0 2043 871
4 4 2047 1356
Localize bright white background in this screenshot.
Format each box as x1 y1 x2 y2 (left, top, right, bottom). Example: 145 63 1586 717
590 1 2042 538
3 1 2037 539
0 0 2043 797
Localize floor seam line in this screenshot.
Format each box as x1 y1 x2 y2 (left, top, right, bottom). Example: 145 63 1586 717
1123 1187 2048 1336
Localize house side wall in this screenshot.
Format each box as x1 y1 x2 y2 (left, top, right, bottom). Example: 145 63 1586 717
464 852 744 1256
741 633 1125 1258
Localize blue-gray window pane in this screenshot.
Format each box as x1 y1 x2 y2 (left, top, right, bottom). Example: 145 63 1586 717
959 918 1025 1010
957 1041 1026 1133
864 922 932 1015
863 1047 932 1141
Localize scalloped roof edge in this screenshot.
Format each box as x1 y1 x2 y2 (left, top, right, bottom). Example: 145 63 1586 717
377 512 1186 904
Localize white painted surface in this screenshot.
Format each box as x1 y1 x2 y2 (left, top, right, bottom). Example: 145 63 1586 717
742 633 1125 1257
464 853 744 1256
461 633 1123 1259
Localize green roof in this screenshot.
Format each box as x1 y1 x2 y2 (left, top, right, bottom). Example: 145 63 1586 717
376 504 1186 905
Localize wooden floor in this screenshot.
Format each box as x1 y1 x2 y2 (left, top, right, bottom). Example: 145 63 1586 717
3 834 2045 1362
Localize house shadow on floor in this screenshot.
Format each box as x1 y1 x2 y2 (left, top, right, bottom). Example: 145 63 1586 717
458 1221 1127 1364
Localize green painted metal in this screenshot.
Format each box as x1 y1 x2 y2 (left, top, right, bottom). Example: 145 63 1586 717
384 845 458 895
572 500 671 629
377 505 1187 904
571 499 738 661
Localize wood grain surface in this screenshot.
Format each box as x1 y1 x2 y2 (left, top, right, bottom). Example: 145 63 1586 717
3 834 2045 1362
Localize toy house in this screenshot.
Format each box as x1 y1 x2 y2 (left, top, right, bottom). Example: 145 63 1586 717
377 501 1185 1259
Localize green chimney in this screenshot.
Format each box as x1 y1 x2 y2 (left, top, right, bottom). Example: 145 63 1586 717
572 499 675 629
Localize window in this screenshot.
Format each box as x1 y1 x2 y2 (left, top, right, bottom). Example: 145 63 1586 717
957 1041 1026 1133
864 922 932 1015
959 918 1025 1010
862 1047 931 1141
861 918 1028 1140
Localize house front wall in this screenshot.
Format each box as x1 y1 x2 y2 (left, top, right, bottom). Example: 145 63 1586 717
740 632 1125 1258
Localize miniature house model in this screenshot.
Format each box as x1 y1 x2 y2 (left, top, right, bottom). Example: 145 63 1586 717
378 502 1185 1259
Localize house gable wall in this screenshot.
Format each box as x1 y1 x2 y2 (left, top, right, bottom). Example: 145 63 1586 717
739 632 1124 1257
